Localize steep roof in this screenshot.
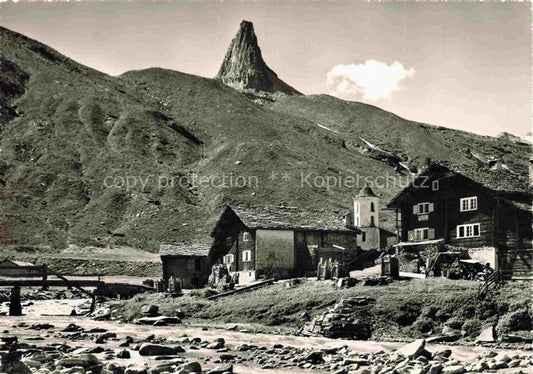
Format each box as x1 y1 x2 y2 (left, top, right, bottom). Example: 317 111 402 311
357 185 378 198
226 204 358 232
387 162 531 210
159 243 210 257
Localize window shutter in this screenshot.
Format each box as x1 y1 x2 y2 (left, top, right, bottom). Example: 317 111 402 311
429 203 434 213
413 205 418 214
408 230 415 241
428 228 435 240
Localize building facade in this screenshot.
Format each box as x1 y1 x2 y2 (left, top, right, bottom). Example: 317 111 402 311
210 205 361 282
159 244 211 288
387 163 532 279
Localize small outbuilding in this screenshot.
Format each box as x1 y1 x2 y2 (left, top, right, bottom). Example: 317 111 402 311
159 244 211 288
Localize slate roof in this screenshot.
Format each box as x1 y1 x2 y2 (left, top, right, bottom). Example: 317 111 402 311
159 243 210 257
0 258 35 267
228 204 357 232
387 162 531 210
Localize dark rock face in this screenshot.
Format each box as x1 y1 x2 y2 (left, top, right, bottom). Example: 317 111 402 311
216 20 301 96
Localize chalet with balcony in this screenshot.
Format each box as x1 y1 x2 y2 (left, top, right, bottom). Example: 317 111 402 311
386 163 532 279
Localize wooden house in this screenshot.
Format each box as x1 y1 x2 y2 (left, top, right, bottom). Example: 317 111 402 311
209 204 362 282
386 163 532 279
159 244 211 288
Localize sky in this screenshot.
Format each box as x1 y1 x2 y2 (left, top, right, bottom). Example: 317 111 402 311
0 1 531 137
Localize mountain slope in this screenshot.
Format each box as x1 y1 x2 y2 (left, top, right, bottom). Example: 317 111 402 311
0 25 529 254
215 20 301 96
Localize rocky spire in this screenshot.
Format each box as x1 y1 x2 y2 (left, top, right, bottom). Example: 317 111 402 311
215 20 301 95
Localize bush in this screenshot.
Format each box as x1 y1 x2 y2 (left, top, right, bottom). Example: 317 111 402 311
392 302 421 326
496 309 532 336
461 318 482 337
445 316 465 330
412 317 434 333
420 305 439 319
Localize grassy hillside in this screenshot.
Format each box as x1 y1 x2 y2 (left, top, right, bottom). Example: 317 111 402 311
0 26 529 254
115 278 532 342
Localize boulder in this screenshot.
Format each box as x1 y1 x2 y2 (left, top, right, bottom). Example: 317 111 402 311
475 326 496 343
206 364 233 374
139 343 183 356
125 367 148 374
141 304 160 316
207 338 225 349
177 361 202 373
0 352 32 374
305 351 324 364
395 339 426 359
57 354 102 369
116 349 131 359
442 364 465 374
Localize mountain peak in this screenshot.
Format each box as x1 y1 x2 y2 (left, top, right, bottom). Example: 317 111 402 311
215 20 301 96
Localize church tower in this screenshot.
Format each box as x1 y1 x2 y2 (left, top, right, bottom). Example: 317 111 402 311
354 185 381 250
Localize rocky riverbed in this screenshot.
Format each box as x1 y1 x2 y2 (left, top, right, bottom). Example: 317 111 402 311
0 299 531 374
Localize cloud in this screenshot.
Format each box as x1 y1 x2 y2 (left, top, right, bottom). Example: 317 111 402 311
326 60 415 101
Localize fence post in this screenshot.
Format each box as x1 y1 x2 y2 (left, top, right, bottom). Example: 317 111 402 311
42 265 48 290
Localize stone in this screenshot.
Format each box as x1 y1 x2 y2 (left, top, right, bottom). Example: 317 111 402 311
442 365 465 374
116 349 131 359
207 338 225 349
0 352 32 374
57 354 102 369
138 316 181 325
429 363 443 374
125 367 149 374
305 351 324 364
141 305 159 316
139 343 183 356
395 339 426 359
475 326 496 343
177 361 202 373
206 364 233 374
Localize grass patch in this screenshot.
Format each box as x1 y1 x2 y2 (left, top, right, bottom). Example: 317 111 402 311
115 278 531 341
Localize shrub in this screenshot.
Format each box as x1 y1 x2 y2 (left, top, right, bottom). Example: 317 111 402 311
496 309 532 336
461 318 482 337
413 317 434 333
420 305 439 319
392 302 421 326
445 316 465 330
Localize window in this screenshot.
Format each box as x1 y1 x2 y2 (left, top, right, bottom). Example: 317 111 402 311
223 254 234 264
243 232 250 242
370 216 375 227
414 228 429 241
242 250 252 262
225 237 233 247
457 223 480 238
414 202 433 214
194 259 202 271
370 202 375 212
460 196 477 212
361 232 366 242
432 180 439 191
